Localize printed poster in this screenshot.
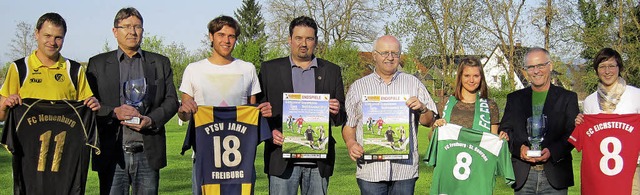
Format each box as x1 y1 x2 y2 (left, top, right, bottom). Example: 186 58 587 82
282 93 330 158
362 94 410 160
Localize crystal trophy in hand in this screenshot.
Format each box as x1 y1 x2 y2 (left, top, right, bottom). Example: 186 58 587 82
124 78 146 124
526 115 547 157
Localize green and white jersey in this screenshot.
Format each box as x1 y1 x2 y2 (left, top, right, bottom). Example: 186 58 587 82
425 124 515 195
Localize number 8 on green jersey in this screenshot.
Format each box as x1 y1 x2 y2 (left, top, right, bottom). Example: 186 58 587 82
425 124 514 195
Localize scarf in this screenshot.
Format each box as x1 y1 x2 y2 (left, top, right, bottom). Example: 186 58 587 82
441 94 491 132
597 76 626 112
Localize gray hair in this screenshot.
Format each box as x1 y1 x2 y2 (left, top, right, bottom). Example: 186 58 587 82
523 47 551 66
372 35 402 53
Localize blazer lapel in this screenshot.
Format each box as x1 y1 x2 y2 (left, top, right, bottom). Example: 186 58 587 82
141 51 156 113
142 51 156 83
279 60 294 93
523 87 533 118
106 52 121 105
314 60 326 93
542 85 558 116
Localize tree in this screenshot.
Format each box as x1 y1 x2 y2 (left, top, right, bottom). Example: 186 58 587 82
474 0 526 89
141 34 165 53
571 0 640 91
265 0 380 52
195 33 212 60
234 0 268 69
6 21 36 61
528 1 582 61
527 1 585 92
0 62 11 86
315 41 363 88
620 1 640 87
102 39 111 53
235 0 267 45
141 35 198 91
387 0 480 92
530 0 560 50
263 45 287 62
232 42 264 69
575 0 615 60
573 0 630 93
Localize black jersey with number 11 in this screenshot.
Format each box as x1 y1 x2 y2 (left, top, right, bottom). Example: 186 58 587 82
1 98 99 195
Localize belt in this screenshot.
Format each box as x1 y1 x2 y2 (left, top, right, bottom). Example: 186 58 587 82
123 145 144 153
532 164 544 171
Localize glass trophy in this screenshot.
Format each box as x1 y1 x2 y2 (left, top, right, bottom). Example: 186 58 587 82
526 115 547 157
123 78 146 124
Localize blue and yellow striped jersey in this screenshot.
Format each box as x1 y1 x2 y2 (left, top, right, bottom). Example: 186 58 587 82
184 105 271 195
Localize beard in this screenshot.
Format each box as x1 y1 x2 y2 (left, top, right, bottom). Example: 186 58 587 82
295 46 313 59
297 53 312 59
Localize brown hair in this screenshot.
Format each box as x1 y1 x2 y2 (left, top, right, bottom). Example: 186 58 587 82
453 57 489 100
289 16 317 38
36 12 67 34
592 48 623 76
208 15 241 37
114 7 143 27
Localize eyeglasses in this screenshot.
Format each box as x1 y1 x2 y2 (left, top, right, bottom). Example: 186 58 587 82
523 61 550 72
597 64 618 71
374 50 401 58
115 25 143 31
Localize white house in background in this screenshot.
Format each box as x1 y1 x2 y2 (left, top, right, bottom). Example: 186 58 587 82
482 44 565 90
482 44 530 90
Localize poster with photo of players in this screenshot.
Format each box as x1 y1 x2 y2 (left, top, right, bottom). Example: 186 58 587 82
362 94 410 160
282 93 330 159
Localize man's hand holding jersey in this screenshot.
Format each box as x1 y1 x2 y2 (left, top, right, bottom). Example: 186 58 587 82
84 96 101 111
0 94 22 110
257 102 272 117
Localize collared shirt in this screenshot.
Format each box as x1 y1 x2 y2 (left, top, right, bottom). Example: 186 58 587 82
290 57 317 93
345 70 437 182
0 50 93 100
117 48 145 144
290 56 318 165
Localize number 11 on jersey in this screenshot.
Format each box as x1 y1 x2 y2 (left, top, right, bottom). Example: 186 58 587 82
38 130 67 172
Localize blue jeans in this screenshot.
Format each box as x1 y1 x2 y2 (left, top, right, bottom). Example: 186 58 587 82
515 169 567 195
356 178 416 195
269 165 329 195
192 161 201 195
101 151 159 195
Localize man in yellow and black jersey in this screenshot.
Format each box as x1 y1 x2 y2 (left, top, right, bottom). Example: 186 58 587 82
0 12 101 195
1 51 94 100
0 13 100 120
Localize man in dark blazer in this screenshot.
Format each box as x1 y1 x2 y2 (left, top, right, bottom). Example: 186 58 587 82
258 16 346 195
86 7 178 194
500 47 578 194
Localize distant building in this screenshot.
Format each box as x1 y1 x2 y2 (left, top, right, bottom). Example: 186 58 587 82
483 44 563 90
483 44 529 89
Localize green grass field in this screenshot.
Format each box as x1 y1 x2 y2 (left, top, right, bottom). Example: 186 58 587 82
362 123 410 155
282 121 329 155
0 115 582 194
